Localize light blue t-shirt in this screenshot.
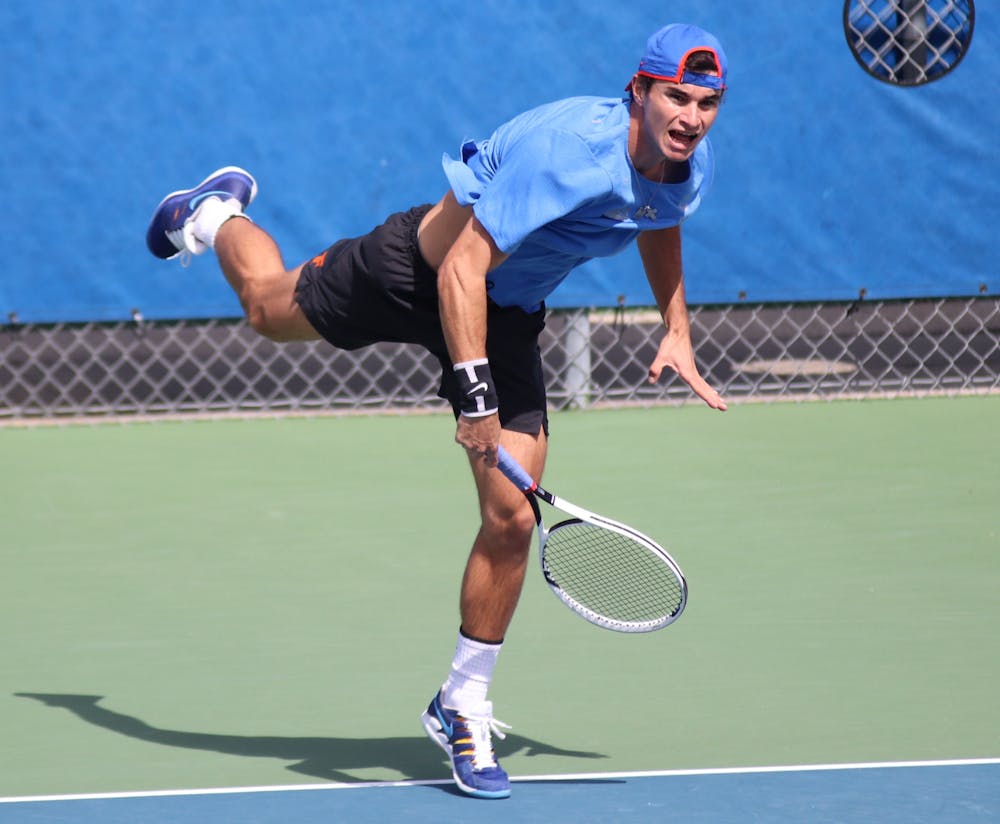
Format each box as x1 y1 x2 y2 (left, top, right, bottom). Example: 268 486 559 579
442 96 714 311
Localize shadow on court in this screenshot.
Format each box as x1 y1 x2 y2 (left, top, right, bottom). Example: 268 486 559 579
15 693 606 785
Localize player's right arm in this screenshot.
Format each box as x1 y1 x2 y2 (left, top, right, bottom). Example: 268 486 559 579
421 193 508 464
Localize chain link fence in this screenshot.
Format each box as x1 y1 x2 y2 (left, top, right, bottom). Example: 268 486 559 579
1 297 997 422
843 0 975 86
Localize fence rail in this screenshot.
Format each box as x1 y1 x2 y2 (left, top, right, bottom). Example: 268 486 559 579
1 297 997 421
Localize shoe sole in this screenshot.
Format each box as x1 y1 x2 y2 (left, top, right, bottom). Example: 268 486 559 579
150 165 258 216
420 709 510 799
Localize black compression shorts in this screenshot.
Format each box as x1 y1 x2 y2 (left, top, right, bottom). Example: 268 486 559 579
294 205 548 436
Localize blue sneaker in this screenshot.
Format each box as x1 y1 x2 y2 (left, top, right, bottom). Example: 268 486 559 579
421 691 512 799
146 166 257 260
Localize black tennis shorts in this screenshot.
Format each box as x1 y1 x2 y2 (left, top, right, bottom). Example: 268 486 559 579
294 205 548 436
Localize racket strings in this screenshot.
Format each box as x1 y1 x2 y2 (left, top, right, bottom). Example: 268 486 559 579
544 522 683 622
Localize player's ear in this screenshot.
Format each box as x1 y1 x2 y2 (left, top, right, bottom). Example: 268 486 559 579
629 75 644 104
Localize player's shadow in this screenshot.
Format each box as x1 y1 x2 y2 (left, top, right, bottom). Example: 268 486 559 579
15 692 607 785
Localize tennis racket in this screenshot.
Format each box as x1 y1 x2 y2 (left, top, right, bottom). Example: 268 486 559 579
496 445 687 633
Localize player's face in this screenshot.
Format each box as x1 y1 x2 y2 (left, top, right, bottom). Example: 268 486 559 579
640 80 722 163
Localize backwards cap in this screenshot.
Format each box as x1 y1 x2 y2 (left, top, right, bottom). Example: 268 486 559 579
632 23 728 91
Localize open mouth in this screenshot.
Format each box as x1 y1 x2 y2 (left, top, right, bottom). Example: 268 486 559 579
668 129 698 149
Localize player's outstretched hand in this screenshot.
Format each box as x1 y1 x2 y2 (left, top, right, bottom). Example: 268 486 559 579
648 331 728 411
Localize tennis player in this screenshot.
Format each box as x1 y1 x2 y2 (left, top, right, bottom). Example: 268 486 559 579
146 22 729 799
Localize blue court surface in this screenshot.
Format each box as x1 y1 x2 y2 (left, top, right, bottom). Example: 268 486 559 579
2 760 998 823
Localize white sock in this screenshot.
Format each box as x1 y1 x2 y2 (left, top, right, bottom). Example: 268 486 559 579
441 630 502 712
183 196 251 254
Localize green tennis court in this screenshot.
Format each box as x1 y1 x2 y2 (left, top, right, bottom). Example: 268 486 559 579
2 397 997 803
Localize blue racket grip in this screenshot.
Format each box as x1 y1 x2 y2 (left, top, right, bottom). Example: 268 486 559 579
496 445 536 492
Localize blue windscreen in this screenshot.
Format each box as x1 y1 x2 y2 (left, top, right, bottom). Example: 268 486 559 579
1 0 995 322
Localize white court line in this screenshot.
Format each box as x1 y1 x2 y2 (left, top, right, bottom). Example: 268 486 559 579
2 757 998 805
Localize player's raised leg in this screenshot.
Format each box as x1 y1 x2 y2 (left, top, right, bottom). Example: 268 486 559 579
145 167 320 342
212 219 319 342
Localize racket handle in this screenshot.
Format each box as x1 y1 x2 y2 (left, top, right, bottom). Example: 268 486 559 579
496 445 536 492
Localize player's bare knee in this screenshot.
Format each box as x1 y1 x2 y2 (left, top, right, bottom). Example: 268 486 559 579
244 301 279 340
242 290 289 341
481 502 535 551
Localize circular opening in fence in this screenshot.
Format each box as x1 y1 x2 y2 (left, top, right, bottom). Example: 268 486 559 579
843 0 975 86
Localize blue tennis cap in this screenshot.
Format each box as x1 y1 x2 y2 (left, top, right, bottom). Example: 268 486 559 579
634 23 728 90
